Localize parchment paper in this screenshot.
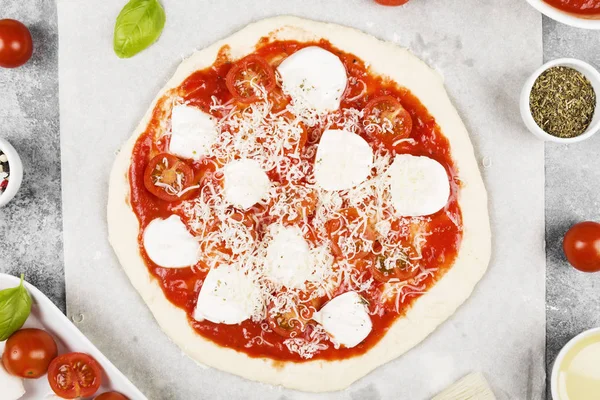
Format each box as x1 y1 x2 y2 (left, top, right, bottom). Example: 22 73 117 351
57 1 545 399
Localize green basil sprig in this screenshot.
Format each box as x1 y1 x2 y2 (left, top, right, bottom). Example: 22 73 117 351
0 274 32 341
113 0 166 59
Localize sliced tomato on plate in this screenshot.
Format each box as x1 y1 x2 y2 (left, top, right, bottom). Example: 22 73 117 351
325 208 377 260
226 54 277 103
143 153 195 201
48 352 102 399
363 95 413 147
94 392 129 400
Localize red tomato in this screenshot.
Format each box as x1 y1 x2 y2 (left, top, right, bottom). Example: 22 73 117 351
325 208 377 260
94 392 129 400
0 19 33 68
563 221 600 273
143 153 195 201
284 190 317 224
375 0 411 5
364 254 419 283
2 329 58 379
267 299 317 338
48 353 102 398
226 55 277 103
363 95 413 148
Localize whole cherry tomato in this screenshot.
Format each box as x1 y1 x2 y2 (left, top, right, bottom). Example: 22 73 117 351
0 19 33 68
2 329 58 378
563 221 600 273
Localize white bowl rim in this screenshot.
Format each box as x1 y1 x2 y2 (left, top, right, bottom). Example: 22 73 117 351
0 137 24 207
520 58 600 143
525 0 600 30
550 326 600 399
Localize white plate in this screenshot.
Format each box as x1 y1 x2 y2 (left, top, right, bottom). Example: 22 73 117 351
0 273 147 400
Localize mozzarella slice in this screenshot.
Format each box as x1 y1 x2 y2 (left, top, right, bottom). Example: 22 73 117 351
169 105 217 160
193 264 263 324
223 158 271 209
313 291 372 348
0 363 25 400
388 154 450 217
314 129 373 191
265 225 312 289
277 46 347 113
143 215 200 268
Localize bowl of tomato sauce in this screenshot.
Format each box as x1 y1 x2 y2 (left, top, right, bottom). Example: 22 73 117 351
526 0 600 29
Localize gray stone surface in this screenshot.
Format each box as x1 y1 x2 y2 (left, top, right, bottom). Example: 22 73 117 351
0 0 64 311
543 16 600 398
3 1 600 398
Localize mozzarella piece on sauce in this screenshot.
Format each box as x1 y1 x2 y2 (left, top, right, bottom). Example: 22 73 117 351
388 154 450 217
265 225 312 289
223 158 270 209
193 264 263 325
169 105 217 160
313 291 372 348
0 363 25 400
314 129 373 191
277 46 347 113
143 215 200 268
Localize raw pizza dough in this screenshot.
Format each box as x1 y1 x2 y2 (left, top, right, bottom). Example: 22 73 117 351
108 16 491 392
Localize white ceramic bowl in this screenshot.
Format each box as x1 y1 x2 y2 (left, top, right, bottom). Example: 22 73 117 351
520 58 600 143
551 327 600 399
525 0 600 29
0 137 23 207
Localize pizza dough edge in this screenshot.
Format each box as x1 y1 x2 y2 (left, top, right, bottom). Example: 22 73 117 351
107 16 491 393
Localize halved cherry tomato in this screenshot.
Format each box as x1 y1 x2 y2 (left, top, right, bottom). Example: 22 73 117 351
48 353 102 399
267 299 317 338
363 95 413 147
2 329 58 378
267 302 308 338
0 19 33 68
325 208 377 260
226 55 276 103
563 221 600 273
284 189 317 224
94 392 129 400
375 0 410 5
143 153 195 201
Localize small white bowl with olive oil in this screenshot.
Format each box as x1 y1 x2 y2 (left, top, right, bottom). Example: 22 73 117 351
551 327 600 400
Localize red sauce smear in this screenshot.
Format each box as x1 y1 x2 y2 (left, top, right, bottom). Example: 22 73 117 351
128 40 463 362
544 0 600 15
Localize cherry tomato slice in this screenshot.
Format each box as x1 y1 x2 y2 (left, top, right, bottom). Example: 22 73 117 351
0 19 33 68
563 221 600 273
94 392 129 400
226 55 277 103
363 95 413 147
143 153 195 201
267 302 311 338
48 353 102 399
375 0 410 5
2 329 58 379
325 208 377 260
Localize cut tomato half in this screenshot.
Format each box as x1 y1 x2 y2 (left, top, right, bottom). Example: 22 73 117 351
48 352 102 399
363 95 413 147
267 300 316 338
226 54 277 103
143 153 195 201
325 208 377 260
368 255 419 283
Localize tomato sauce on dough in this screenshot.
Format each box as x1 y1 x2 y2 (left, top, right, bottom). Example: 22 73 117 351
128 40 463 362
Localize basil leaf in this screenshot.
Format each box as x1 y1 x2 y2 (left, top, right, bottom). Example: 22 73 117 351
0 275 32 341
113 0 166 59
